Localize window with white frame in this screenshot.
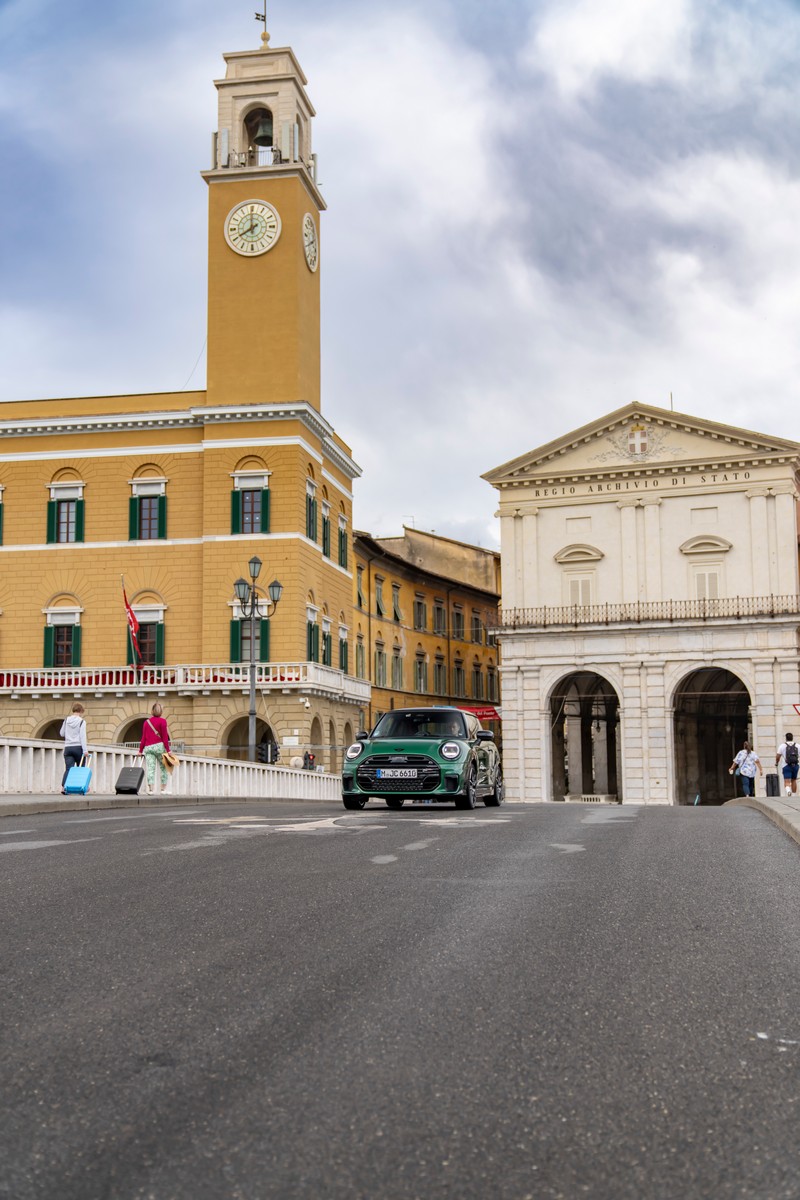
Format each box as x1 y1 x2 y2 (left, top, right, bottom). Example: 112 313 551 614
391 644 403 689
130 477 168 541
47 482 85 544
566 572 594 606
43 605 83 668
231 470 270 535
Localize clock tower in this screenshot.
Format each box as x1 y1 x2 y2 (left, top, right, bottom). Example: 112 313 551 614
202 33 325 410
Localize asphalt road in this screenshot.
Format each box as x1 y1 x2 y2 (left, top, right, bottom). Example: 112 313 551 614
1 800 799 1200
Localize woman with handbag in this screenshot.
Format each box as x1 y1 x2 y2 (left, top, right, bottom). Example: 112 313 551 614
138 702 172 795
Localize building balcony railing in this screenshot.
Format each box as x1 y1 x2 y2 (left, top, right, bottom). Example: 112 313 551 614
495 594 800 631
0 662 371 705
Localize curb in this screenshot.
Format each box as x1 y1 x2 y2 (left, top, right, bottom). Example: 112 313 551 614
726 795 800 848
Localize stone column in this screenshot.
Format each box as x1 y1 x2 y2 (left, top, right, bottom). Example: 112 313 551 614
521 505 539 609
498 510 522 612
642 662 669 803
772 487 799 598
618 500 639 603
619 662 644 802
748 489 771 597
641 498 663 602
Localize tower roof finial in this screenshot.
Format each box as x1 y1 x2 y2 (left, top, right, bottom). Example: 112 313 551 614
254 2 270 47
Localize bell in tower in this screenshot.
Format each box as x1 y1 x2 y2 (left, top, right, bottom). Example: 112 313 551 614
246 107 273 148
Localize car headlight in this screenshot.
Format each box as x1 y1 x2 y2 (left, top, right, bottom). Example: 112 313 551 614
440 742 462 760
345 742 365 760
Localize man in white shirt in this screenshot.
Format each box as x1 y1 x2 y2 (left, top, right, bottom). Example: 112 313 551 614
775 732 799 797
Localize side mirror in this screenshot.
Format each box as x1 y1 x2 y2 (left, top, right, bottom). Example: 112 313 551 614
476 730 495 742
357 731 369 741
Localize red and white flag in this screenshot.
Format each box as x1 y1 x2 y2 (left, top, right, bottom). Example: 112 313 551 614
122 577 141 663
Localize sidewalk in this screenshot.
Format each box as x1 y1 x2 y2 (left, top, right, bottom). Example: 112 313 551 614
727 791 800 848
0 791 333 818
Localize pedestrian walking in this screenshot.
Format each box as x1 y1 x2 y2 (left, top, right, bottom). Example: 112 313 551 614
729 740 762 797
138 702 172 795
59 702 87 794
775 732 799 797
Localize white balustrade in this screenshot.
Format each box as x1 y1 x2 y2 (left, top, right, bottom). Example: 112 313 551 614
0 738 341 801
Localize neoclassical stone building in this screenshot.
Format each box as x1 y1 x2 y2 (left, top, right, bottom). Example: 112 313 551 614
484 402 800 805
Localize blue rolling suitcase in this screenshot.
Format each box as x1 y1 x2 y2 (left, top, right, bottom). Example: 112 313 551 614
64 754 92 795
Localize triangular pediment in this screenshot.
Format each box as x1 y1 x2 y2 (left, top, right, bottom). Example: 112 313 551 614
483 402 800 487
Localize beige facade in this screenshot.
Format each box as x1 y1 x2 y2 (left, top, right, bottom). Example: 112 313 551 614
352 529 501 733
0 36 367 770
484 402 800 805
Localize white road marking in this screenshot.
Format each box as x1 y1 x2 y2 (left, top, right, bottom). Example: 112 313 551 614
0 829 35 836
0 838 102 852
402 840 438 851
371 855 398 864
64 810 204 824
550 843 586 854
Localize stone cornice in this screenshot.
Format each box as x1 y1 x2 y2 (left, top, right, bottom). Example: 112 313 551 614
0 401 361 481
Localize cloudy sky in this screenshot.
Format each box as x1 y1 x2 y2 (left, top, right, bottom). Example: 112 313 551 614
1 0 799 547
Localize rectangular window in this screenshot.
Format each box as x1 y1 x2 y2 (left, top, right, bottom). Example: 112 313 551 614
339 638 349 673
338 522 348 568
375 579 385 618
306 492 318 541
471 612 483 644
322 512 331 558
230 618 270 663
433 602 446 635
231 487 270 534
392 584 402 622
48 498 85 544
129 486 167 541
568 575 593 606
391 651 403 690
356 639 366 679
322 629 333 666
433 659 447 696
413 596 427 631
357 566 365 609
375 646 387 687
694 569 720 600
452 607 465 640
471 666 484 700
453 662 466 697
414 657 428 693
134 622 164 667
487 669 498 702
44 624 81 668
0 501 4 545
307 621 320 662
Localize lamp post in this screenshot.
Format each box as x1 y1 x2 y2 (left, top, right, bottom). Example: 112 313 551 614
233 555 283 763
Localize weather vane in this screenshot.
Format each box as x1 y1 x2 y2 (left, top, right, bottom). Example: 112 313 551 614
254 2 270 47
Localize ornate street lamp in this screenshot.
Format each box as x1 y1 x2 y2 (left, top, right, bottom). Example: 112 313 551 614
233 556 282 762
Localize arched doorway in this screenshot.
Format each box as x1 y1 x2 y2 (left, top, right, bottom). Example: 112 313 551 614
674 669 750 805
38 719 64 742
550 672 621 802
224 716 278 762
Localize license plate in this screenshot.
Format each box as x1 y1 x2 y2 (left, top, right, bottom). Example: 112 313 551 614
376 768 418 779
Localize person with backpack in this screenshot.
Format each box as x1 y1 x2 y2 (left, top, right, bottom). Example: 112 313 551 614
776 733 799 797
729 741 762 798
59 701 87 794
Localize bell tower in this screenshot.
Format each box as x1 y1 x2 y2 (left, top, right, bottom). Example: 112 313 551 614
202 28 325 410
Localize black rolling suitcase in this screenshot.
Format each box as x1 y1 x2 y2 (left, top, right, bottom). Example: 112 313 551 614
115 765 145 795
765 773 780 797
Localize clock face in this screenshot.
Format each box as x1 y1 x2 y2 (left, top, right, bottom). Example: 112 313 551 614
303 213 319 272
224 200 281 256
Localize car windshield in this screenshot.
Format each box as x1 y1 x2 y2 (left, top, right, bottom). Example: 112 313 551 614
372 711 467 739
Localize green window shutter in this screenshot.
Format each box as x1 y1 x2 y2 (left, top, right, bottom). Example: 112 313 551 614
0 503 4 545
43 625 55 667
157 494 167 539
127 628 136 666
155 622 165 666
71 625 82 668
307 621 314 660
260 489 270 533
46 500 57 544
231 490 242 535
313 624 320 662
259 618 270 662
129 496 139 540
230 619 242 663
74 499 85 543
339 640 348 673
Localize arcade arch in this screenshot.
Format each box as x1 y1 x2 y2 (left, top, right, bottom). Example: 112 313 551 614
550 672 621 802
673 668 750 805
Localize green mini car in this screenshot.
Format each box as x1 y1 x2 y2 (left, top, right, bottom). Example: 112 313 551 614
341 706 503 811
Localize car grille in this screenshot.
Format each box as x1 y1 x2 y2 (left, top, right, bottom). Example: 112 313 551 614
356 754 442 794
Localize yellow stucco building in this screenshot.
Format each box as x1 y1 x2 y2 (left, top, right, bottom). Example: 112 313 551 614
0 32 368 768
352 529 501 734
